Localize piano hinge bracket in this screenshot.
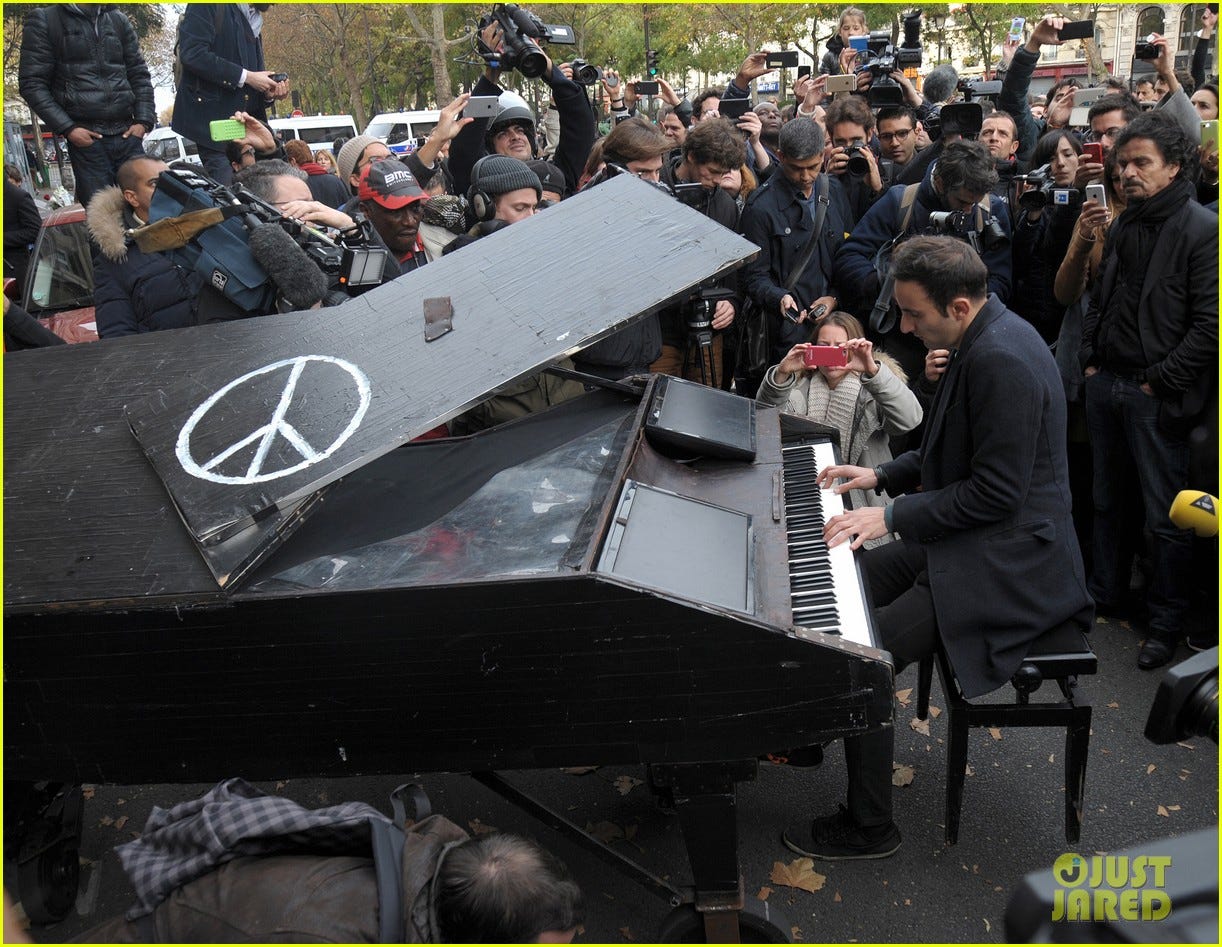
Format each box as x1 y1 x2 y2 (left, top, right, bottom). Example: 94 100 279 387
771 471 782 523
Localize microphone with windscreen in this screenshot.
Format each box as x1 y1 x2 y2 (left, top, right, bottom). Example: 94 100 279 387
247 222 329 311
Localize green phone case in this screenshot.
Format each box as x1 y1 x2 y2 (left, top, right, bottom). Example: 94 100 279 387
209 118 246 142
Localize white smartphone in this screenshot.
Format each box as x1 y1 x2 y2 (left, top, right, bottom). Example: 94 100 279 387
1008 17 1025 42
1085 183 1108 211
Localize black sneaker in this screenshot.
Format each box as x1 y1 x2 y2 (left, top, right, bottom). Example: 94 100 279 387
783 806 902 860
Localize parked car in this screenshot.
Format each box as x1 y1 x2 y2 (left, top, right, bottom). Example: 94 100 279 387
7 204 98 343
143 127 202 167
364 110 441 155
269 114 358 147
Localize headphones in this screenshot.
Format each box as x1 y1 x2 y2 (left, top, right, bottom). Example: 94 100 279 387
468 155 498 222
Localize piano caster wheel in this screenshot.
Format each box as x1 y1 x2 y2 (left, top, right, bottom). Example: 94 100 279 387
17 839 80 924
658 900 793 943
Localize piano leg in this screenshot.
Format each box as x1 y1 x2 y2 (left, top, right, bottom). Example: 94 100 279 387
651 760 793 943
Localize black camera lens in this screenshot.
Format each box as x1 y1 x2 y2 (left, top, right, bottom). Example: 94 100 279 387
845 144 870 176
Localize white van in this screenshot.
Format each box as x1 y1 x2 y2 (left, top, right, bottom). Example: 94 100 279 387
364 110 441 155
143 127 201 166
269 114 358 148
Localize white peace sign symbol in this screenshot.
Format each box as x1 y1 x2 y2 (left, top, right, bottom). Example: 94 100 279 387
176 355 371 485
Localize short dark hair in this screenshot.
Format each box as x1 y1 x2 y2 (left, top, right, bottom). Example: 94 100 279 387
825 94 875 135
224 139 249 164
890 236 988 310
603 116 670 164
932 140 998 195
116 154 161 192
693 88 725 119
234 159 306 201
876 105 917 129
1029 128 1083 170
435 834 584 942
1112 110 1197 182
682 117 745 170
1045 77 1084 107
777 117 825 160
1133 76 1156 89
1087 94 1141 127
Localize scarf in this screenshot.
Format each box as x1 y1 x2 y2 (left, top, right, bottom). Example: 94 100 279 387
805 371 863 459
1105 176 1195 295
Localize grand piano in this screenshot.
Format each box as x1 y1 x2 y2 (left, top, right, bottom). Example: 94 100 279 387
4 176 892 939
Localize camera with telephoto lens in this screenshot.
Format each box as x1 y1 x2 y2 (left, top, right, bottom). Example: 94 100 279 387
1134 33 1160 60
1016 163 1082 211
855 9 923 107
477 3 575 79
843 142 871 176
926 207 1007 255
568 58 603 86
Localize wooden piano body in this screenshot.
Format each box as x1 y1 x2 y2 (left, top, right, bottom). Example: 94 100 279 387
4 177 892 936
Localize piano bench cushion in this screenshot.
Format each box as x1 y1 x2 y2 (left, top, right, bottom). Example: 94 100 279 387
1014 620 1098 682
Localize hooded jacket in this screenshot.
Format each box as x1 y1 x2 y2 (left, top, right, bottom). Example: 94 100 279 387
87 187 201 338
18 4 156 136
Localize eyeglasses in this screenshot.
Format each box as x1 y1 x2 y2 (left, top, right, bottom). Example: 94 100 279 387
878 129 912 143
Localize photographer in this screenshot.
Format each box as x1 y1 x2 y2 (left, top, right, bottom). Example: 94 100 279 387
449 11 594 200
823 95 885 226
654 119 744 388
834 140 1012 381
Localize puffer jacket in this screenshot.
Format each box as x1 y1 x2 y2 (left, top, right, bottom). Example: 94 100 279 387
87 187 202 338
18 4 155 136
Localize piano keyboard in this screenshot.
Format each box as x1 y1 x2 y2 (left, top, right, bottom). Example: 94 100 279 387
781 441 874 648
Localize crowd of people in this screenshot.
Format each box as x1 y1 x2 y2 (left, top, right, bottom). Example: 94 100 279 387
3 0 1219 929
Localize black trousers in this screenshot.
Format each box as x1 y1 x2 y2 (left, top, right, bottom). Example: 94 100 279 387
843 538 940 827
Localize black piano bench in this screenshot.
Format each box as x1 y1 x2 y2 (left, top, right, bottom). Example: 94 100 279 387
915 621 1097 846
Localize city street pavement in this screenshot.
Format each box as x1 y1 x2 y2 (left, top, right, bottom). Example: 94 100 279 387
16 615 1217 944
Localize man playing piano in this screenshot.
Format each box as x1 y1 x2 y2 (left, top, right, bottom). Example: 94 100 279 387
784 236 1093 860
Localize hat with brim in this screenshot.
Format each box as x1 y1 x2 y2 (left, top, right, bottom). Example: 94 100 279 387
359 158 426 209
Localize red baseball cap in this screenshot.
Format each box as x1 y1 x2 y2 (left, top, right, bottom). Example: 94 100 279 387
358 158 426 209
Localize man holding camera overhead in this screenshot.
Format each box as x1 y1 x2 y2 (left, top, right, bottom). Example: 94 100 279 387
449 5 593 201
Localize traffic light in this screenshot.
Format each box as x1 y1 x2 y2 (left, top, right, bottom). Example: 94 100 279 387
646 49 660 77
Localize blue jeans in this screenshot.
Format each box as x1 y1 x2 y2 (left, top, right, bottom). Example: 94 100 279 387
65 133 146 209
1084 369 1193 640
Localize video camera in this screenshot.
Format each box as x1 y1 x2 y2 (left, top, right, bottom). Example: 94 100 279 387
956 78 1003 103
1016 163 1082 212
477 3 575 79
855 9 923 107
146 166 388 314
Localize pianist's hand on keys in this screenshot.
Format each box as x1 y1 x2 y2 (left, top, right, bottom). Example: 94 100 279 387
816 464 890 551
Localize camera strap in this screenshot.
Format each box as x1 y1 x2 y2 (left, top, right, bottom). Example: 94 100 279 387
784 173 831 293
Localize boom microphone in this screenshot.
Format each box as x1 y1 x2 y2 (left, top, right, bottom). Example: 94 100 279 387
247 222 329 311
1169 490 1219 537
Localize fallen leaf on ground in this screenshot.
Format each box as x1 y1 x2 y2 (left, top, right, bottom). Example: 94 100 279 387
1179 769 1191 781
1176 742 1196 751
987 727 1003 741
770 857 827 893
984 918 991 933
1107 701 1119 709
965 763 975 776
791 925 803 941
561 765 599 775
904 898 912 906
1049 753 1055 763
1147 764 1156 775
928 705 942 718
1157 805 1170 817
587 820 625 844
99 815 114 826
619 926 634 941
833 891 842 903
82 786 96 800
613 775 643 796
113 815 128 831
275 781 287 790
757 886 772 901
896 688 913 706
467 818 497 836
892 763 915 787
116 798 126 806
1168 805 1181 811
910 717 930 736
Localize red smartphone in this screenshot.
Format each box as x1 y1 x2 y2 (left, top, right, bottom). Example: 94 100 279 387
803 345 848 368
1083 142 1104 164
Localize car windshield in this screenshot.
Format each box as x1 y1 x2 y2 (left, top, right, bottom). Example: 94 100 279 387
25 218 94 314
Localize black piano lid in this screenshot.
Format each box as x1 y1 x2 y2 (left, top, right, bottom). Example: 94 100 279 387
3 176 758 603
124 175 756 544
